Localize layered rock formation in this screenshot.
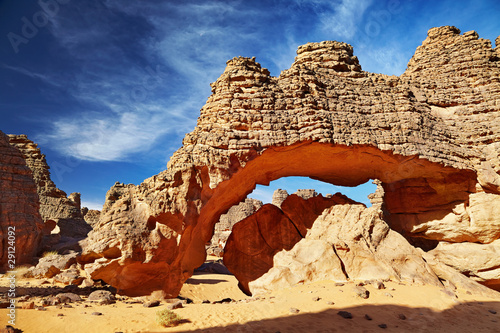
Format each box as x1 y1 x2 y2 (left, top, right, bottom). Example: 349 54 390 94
7 135 91 239
0 131 43 269
82 208 101 228
429 240 500 291
80 26 500 296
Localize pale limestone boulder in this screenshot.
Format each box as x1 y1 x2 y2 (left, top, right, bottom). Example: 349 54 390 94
411 192 500 243
422 251 500 297
249 204 442 295
249 239 346 295
429 239 500 291
309 205 441 285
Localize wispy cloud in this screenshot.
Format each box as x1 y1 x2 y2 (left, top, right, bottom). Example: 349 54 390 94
2 64 63 87
40 98 196 161
34 1 276 162
313 0 374 39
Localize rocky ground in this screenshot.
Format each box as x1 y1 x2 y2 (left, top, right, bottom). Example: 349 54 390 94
1 264 500 333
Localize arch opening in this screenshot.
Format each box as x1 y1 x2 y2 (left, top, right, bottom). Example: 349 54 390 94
205 176 377 258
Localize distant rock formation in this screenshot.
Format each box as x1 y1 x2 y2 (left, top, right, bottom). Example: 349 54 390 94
271 189 289 207
207 198 262 257
7 135 91 239
0 131 43 269
82 208 101 228
80 26 500 296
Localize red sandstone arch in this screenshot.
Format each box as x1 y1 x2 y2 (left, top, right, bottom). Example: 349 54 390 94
81 27 500 296
171 142 475 294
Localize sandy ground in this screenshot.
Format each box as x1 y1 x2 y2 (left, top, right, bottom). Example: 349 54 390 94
1 270 500 333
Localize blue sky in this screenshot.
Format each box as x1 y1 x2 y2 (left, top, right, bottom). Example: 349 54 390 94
1 0 499 209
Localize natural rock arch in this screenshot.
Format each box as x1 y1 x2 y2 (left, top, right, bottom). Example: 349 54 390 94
80 26 500 296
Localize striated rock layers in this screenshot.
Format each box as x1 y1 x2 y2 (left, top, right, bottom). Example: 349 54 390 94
0 131 43 269
81 26 500 296
7 135 91 239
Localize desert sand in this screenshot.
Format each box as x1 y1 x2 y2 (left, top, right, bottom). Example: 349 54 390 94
2 268 500 333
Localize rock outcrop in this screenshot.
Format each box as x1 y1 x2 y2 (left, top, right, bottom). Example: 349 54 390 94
224 192 357 294
7 135 91 239
429 240 500 291
82 209 101 228
207 198 262 257
207 189 336 258
80 26 500 296
271 189 289 207
249 203 442 295
0 131 43 269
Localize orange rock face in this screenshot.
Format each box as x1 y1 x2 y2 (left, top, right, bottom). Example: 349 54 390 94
0 131 43 269
80 26 500 296
224 204 301 295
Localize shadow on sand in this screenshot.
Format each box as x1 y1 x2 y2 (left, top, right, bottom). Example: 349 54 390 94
148 301 500 333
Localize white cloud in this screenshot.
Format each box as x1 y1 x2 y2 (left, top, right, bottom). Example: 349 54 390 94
2 64 62 87
356 44 409 76
314 0 374 39
81 199 104 211
248 188 275 204
41 99 196 161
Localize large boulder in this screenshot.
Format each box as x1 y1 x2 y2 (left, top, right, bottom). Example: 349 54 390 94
429 240 500 291
224 193 355 294
249 204 443 295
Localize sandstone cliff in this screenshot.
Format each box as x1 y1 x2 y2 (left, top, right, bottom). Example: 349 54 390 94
0 131 43 269
80 26 500 296
7 135 91 239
